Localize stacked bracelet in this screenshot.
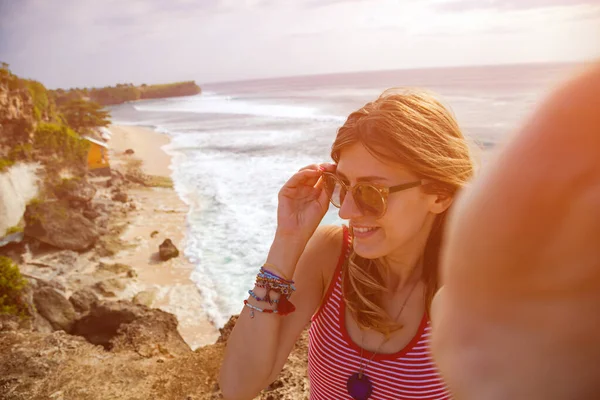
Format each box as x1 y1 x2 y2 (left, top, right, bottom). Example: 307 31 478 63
244 264 296 318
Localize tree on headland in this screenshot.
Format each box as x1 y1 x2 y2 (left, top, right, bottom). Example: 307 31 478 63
50 81 201 107
59 99 111 133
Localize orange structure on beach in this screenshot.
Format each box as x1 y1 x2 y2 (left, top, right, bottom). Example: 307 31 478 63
82 136 110 174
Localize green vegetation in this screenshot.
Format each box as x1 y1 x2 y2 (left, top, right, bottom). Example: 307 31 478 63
138 81 201 100
1 63 55 122
0 256 28 316
52 176 83 198
59 98 110 132
4 225 23 235
88 84 141 106
0 158 15 172
8 143 34 161
50 81 201 107
0 63 106 173
33 122 89 163
26 80 52 121
144 175 174 188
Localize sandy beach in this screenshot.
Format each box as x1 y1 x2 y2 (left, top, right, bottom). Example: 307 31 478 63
106 125 219 349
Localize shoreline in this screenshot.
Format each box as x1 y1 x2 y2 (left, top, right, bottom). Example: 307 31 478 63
106 124 219 349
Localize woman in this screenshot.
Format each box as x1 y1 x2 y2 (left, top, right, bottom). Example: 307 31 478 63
220 88 474 400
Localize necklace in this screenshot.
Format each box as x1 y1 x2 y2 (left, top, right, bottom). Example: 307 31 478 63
346 271 421 400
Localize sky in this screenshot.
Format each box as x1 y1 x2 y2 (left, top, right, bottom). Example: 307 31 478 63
0 0 599 88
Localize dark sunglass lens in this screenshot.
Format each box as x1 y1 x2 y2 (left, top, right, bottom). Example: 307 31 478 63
323 174 335 196
323 174 343 207
355 184 384 216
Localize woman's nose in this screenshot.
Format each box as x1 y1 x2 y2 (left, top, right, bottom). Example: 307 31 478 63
338 191 363 220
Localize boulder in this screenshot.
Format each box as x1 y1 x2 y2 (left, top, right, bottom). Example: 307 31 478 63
125 173 146 185
29 250 79 275
106 176 124 188
83 209 100 220
54 178 97 204
33 287 76 332
69 288 99 313
124 149 135 155
16 284 53 333
158 239 179 261
30 276 67 293
93 202 109 213
111 191 128 203
72 300 191 356
95 236 125 257
132 289 157 307
93 278 126 297
24 201 99 251
95 262 136 277
31 312 54 333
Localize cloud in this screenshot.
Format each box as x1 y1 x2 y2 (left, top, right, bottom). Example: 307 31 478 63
435 0 600 12
301 0 372 7
1 0 597 88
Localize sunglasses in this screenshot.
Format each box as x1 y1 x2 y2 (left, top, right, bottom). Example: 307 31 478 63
322 172 422 218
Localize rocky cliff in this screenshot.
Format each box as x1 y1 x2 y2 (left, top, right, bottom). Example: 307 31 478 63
0 163 40 234
0 309 309 400
0 163 309 400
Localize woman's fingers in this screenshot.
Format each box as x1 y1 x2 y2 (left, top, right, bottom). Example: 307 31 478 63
282 169 321 190
298 162 336 174
282 162 336 192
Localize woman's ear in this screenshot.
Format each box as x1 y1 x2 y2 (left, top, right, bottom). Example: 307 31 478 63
430 193 453 214
421 181 454 214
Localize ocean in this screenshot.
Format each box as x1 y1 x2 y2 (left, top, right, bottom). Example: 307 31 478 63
109 62 574 327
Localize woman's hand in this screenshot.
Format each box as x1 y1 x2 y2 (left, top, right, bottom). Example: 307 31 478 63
276 163 336 243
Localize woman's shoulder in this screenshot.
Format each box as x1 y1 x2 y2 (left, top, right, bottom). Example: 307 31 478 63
307 224 346 257
302 225 347 286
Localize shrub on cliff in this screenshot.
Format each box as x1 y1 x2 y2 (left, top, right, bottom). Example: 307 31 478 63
0 158 15 172
33 122 89 164
26 80 53 121
59 98 111 132
0 256 28 316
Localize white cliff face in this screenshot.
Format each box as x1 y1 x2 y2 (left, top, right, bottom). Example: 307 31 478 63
0 163 40 234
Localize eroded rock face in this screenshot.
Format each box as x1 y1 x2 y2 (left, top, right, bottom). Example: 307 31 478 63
33 287 76 332
217 315 238 344
0 310 311 400
24 201 99 251
71 301 191 357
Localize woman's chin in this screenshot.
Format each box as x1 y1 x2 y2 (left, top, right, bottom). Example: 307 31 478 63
352 242 384 260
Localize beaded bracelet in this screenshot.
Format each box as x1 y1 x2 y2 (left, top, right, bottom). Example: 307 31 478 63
244 300 278 318
255 282 295 295
248 289 279 304
262 263 293 282
245 264 297 317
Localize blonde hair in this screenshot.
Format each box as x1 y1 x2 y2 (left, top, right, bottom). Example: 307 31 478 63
331 88 474 334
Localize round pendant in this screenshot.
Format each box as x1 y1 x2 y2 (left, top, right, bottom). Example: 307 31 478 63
346 372 373 400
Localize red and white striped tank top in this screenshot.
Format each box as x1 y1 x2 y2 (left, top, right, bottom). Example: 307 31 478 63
308 226 451 399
